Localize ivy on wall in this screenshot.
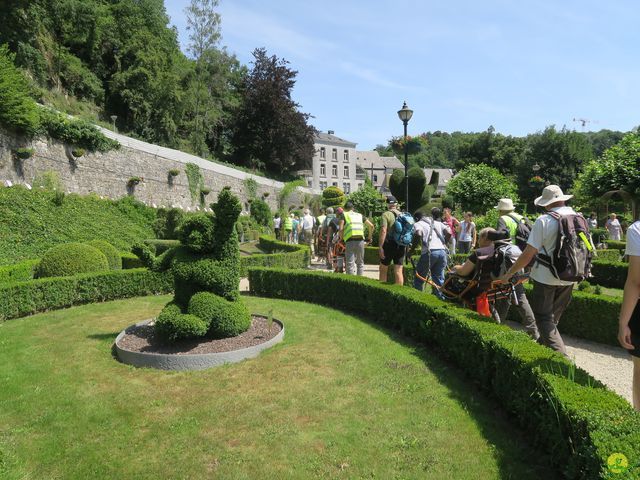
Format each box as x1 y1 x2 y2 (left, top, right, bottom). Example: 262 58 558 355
185 162 204 202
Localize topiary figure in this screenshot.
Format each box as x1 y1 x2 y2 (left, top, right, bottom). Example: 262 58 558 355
86 240 122 270
35 243 109 278
137 189 250 343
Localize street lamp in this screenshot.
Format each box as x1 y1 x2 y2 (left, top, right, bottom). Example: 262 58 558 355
397 101 413 212
110 115 118 132
532 163 540 172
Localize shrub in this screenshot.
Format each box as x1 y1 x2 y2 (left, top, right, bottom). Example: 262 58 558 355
71 148 85 158
247 268 640 478
590 260 628 289
127 176 142 187
38 108 118 152
14 147 35 159
35 243 109 278
200 187 211 195
445 164 518 214
0 268 172 320
0 259 38 284
239 236 309 275
605 240 626 251
86 240 122 270
121 252 144 269
250 199 272 227
152 208 184 240
594 249 622 262
0 45 41 135
155 302 208 343
322 186 345 208
168 169 180 177
143 239 181 255
188 292 251 338
179 214 214 253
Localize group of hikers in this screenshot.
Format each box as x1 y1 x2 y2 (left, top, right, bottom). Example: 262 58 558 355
273 184 640 410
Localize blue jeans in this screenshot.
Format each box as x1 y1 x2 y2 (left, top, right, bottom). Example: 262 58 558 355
414 249 447 299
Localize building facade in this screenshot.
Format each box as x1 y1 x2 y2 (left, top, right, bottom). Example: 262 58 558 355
355 150 404 194
300 131 361 193
423 168 455 196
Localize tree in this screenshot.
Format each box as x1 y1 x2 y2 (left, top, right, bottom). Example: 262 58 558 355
322 186 345 208
388 167 431 213
575 133 640 218
0 45 41 135
348 181 386 217
230 48 316 175
445 164 518 214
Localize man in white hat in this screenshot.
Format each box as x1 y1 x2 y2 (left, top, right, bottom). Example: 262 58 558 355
500 185 577 357
495 198 526 245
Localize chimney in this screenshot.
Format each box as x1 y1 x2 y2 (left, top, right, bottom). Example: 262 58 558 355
327 130 334 135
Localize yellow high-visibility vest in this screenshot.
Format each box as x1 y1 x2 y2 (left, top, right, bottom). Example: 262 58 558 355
343 212 364 241
284 216 293 230
501 213 523 244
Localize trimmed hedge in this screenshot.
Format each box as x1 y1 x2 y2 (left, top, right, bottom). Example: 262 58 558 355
248 268 640 479
605 240 626 251
238 236 310 276
86 240 122 270
188 292 251 338
590 260 628 289
143 239 181 255
35 242 109 278
121 252 144 269
594 250 623 262
0 259 38 284
0 268 172 321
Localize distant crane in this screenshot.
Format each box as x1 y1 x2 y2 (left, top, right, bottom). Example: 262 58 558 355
572 117 599 131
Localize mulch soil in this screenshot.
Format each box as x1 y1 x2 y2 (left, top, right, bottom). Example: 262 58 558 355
117 315 282 355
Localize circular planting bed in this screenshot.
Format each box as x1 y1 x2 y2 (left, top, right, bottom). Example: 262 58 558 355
115 315 284 371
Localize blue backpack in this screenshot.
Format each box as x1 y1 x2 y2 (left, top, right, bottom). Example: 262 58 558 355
392 212 415 247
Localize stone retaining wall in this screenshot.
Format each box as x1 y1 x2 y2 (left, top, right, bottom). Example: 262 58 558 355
0 127 317 211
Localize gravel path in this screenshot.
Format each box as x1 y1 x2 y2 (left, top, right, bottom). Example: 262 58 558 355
243 260 634 404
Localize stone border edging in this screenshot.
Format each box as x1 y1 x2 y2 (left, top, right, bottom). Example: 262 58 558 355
114 317 284 371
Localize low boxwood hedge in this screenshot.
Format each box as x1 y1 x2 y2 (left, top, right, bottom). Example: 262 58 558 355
590 260 628 289
605 240 626 251
121 252 144 269
248 268 640 479
594 250 623 262
0 268 172 321
86 240 122 270
35 242 109 278
238 236 310 276
0 259 38 284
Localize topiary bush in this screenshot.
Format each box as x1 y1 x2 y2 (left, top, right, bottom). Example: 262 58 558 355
155 302 208 342
142 189 248 343
35 242 109 278
152 208 184 240
86 240 122 270
322 186 345 208
188 292 251 338
250 199 272 227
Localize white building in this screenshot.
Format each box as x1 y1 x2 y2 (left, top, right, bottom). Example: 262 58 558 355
300 131 362 194
423 168 455 196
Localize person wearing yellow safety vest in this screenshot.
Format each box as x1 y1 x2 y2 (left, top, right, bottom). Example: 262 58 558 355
495 198 525 245
284 213 294 243
339 201 373 276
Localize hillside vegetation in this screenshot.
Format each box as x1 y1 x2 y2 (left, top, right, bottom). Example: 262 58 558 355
0 186 155 264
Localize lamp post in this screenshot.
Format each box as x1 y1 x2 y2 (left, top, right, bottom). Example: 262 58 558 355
397 101 413 212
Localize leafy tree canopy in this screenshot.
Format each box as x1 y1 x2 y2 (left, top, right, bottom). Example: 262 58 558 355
445 163 518 214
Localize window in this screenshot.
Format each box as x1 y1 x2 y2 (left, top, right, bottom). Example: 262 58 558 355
343 150 349 161
332 182 338 187
319 181 327 189
320 147 326 159
343 165 349 177
331 165 338 177
343 182 351 194
373 174 378 182
320 163 326 177
332 148 337 161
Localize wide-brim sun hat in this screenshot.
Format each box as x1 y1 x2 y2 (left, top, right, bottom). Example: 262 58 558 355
494 198 515 211
534 185 573 207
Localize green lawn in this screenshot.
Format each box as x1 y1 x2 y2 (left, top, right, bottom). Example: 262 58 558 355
0 295 558 479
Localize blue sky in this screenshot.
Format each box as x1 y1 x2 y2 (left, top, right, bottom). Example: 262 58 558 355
165 0 640 149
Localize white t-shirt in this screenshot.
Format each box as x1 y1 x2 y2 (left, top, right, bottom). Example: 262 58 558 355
414 218 451 254
527 205 576 286
274 217 281 229
625 221 640 256
302 214 315 230
458 220 475 242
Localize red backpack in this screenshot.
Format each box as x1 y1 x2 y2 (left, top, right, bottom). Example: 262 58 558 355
536 212 594 282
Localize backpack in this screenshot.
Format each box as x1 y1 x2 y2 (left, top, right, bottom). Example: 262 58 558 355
392 211 415 247
536 211 594 282
491 243 522 279
507 213 532 252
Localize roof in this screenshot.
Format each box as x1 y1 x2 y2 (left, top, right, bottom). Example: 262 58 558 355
423 168 455 186
355 150 404 170
314 132 357 148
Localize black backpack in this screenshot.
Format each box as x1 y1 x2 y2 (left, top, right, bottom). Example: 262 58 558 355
507 213 532 252
536 212 594 282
